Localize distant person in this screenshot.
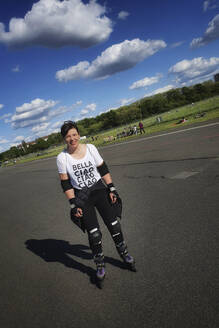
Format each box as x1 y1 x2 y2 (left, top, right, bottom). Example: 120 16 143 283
138 122 145 134
56 121 136 287
176 117 187 124
128 126 133 136
133 125 138 135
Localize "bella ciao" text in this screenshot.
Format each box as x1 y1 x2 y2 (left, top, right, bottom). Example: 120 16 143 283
72 161 97 188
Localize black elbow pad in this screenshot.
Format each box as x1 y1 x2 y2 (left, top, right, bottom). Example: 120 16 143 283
97 161 109 177
61 179 73 192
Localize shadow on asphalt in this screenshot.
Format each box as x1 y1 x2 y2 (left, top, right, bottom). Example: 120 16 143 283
25 239 126 287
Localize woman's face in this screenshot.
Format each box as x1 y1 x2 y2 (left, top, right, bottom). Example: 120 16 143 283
64 128 80 149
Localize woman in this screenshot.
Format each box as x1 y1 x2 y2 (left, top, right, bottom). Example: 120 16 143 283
57 121 136 285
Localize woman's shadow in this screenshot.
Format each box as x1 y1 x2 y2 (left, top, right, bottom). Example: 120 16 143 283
25 239 126 286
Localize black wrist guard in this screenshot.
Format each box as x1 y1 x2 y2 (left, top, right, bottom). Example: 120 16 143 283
107 183 122 219
69 198 78 216
107 182 115 191
69 197 84 209
69 199 85 233
107 183 120 201
107 183 117 194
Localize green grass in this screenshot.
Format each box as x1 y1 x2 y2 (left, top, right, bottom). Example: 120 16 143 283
2 96 219 167
90 96 219 147
8 145 65 165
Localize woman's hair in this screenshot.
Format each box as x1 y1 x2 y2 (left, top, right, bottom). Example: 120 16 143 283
61 121 79 138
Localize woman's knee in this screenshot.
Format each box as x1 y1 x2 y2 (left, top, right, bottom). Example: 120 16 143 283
88 227 102 247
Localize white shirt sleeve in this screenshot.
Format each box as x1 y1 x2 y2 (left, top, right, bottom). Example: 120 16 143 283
87 144 104 167
56 152 67 174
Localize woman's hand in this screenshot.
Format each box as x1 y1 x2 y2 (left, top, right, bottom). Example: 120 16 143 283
69 197 84 218
109 192 117 204
71 205 83 218
107 183 120 204
75 208 83 218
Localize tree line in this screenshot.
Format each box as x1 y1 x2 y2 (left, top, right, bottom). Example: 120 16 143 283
1 79 219 163
0 133 63 162
77 80 219 135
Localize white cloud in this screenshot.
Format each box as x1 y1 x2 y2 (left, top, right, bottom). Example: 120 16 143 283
170 41 184 48
50 128 60 134
0 0 112 49
86 103 96 111
12 116 48 129
0 113 12 120
11 98 58 129
203 0 219 12
49 100 82 119
15 98 57 114
10 98 83 130
0 104 4 109
12 65 20 72
48 106 69 118
81 109 89 115
25 135 35 142
31 122 50 133
80 103 97 116
203 0 210 11
169 56 219 84
118 11 130 20
51 120 63 129
0 138 9 144
129 74 162 90
120 97 135 106
144 85 174 98
14 135 24 142
98 107 113 115
56 38 167 82
190 14 219 48
4 118 12 124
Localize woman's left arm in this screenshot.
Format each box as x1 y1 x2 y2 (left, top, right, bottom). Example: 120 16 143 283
101 172 113 185
100 170 117 204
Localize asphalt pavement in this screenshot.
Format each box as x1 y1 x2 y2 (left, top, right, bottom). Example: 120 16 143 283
0 121 219 328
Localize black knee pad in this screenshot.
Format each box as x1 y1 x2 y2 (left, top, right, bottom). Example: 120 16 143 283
109 218 124 244
88 228 102 247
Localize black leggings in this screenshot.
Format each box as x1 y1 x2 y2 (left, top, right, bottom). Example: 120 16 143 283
79 188 124 257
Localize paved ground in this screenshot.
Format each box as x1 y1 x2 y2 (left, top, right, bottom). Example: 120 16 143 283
0 121 219 328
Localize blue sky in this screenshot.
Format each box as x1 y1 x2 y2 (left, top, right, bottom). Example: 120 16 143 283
0 0 219 152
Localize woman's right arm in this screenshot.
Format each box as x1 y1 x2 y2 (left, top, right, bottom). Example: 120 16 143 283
59 173 75 200
59 173 83 217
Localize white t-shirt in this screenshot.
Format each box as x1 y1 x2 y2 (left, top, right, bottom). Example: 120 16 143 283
57 144 103 190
